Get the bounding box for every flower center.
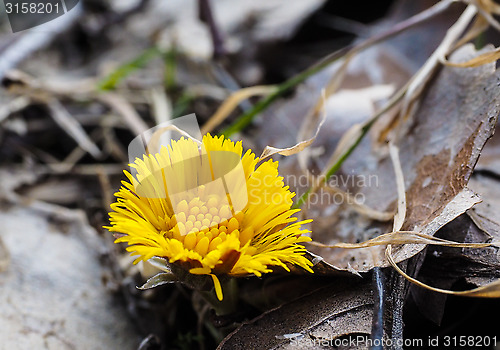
[164,195,254,256]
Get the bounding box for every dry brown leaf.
[309,44,500,273]
[218,279,373,350]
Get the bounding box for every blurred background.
[1,1,500,349]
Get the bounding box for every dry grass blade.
[287,93,396,221]
[324,124,364,175]
[474,0,500,14]
[390,142,406,232]
[46,99,102,159]
[296,90,327,174]
[322,80,408,181]
[308,231,495,249]
[0,96,30,124]
[400,5,478,120]
[150,87,172,125]
[259,91,327,161]
[442,45,500,67]
[201,86,278,135]
[0,236,10,272]
[145,124,202,155]
[472,0,500,31]
[304,58,350,123]
[386,245,500,297]
[99,92,149,136]
[453,15,489,49]
[293,82,408,209]
[258,138,318,161]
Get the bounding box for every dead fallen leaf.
[218,278,373,350]
[309,43,500,272]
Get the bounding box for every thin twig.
[198,0,226,59]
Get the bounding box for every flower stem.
[200,278,239,316]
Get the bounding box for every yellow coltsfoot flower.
[106,134,313,300]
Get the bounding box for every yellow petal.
[210,274,223,301]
